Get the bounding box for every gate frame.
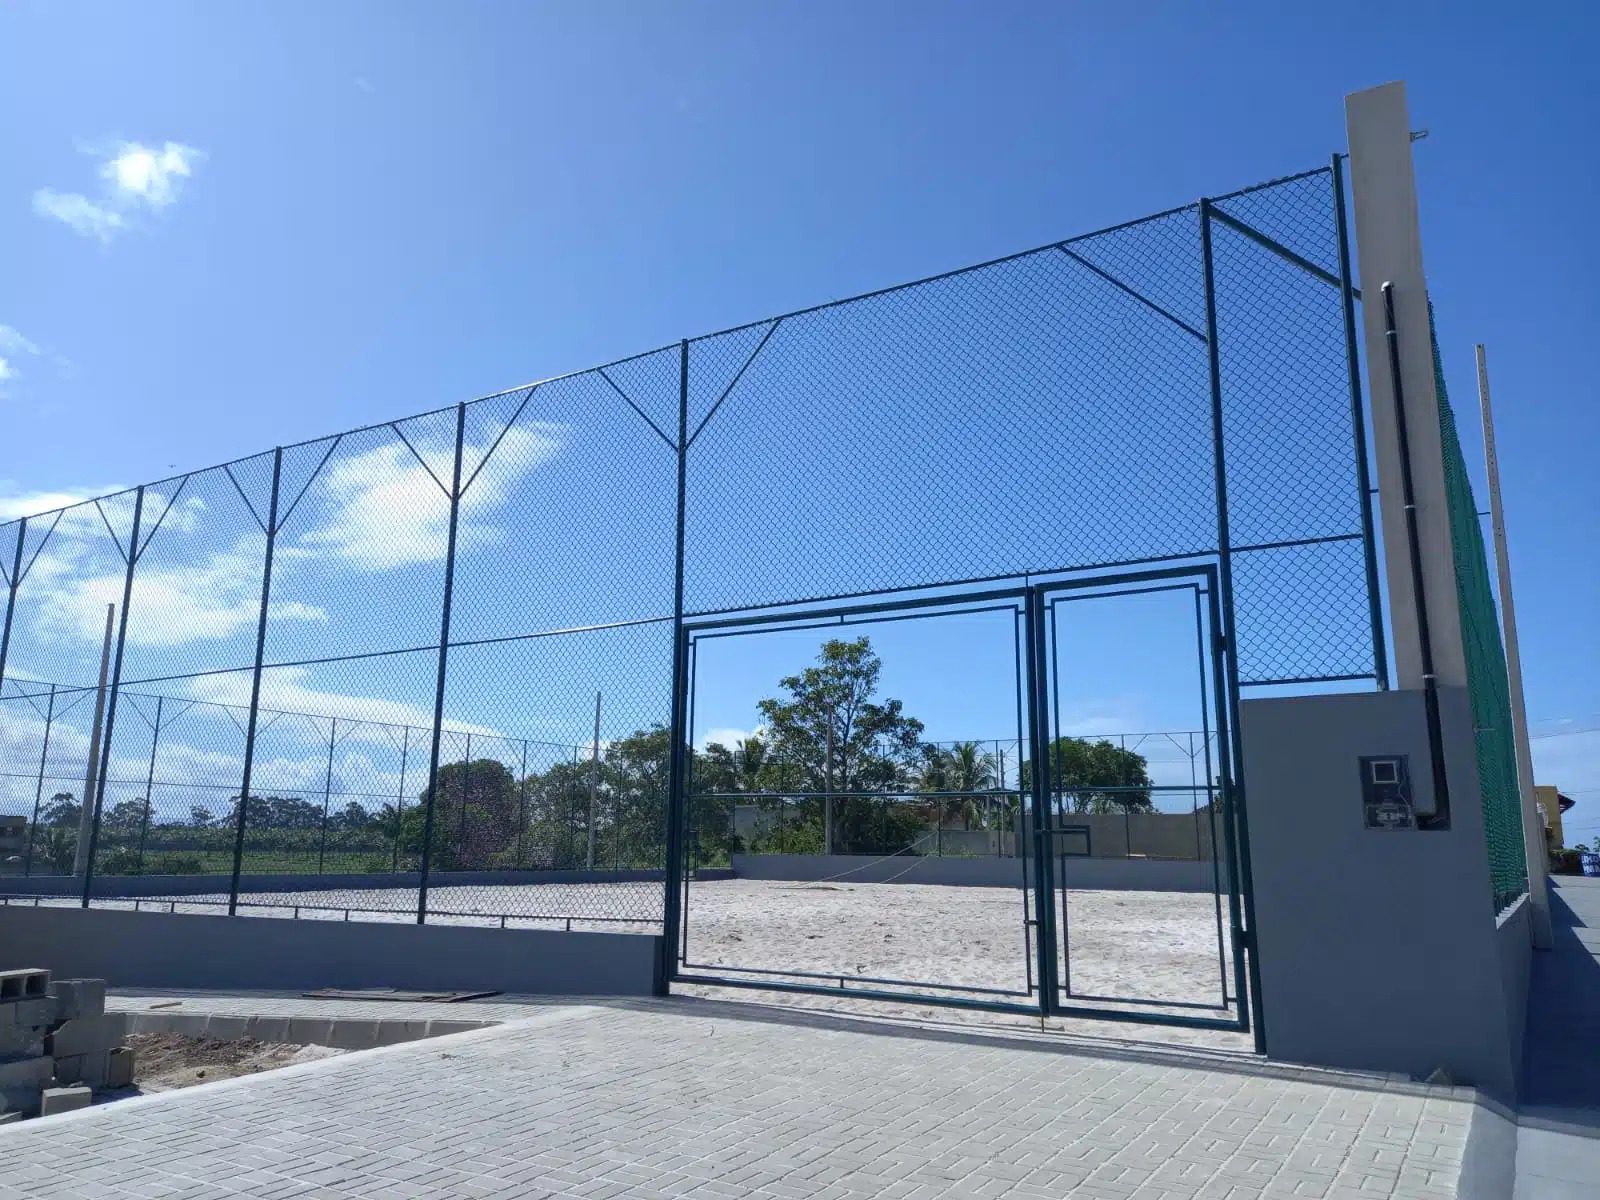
[662,567,1261,1038]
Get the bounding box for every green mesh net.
[1431,310,1528,912]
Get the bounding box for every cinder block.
[39,1086,91,1116]
[106,1046,135,1089]
[0,1056,52,1090]
[55,1051,108,1090]
[46,1015,127,1058]
[0,1025,44,1058]
[49,979,106,1022]
[0,997,56,1028]
[0,969,50,1002]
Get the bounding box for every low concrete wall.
[0,904,661,996]
[0,866,733,899]
[1495,895,1531,1095]
[730,853,1221,892]
[1243,688,1528,1101]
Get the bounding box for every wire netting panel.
[1434,318,1527,911]
[684,216,1217,615]
[449,360,678,644]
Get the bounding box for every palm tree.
[943,741,997,829]
[734,735,769,793]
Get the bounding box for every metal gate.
[667,565,1257,1038]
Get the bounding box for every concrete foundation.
[0,904,662,997]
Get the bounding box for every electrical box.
[1359,755,1415,830]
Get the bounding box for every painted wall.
[730,852,1222,892]
[1242,687,1529,1101]
[1533,785,1566,849]
[0,904,662,996]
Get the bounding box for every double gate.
[667,564,1261,1039]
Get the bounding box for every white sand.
[33,876,1239,1033]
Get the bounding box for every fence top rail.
[0,163,1334,536]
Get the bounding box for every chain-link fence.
[0,164,1384,931]
[1432,316,1529,912]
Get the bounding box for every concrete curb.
[119,1009,498,1050]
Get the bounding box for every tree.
[757,638,926,853]
[418,757,522,870]
[39,793,79,828]
[1025,737,1153,814]
[919,741,998,829]
[103,798,148,833]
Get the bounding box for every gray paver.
[0,998,1471,1197]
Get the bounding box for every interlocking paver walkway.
[0,997,1474,1198]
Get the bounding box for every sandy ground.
[27,877,1238,1028]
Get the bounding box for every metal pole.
[81,485,144,907]
[1023,587,1058,1015]
[660,338,691,994]
[24,683,56,876]
[1201,201,1266,1051]
[137,695,162,873]
[317,717,336,873]
[74,603,117,880]
[458,732,473,864]
[824,702,834,856]
[0,516,26,695]
[417,402,467,924]
[1476,344,1554,947]
[393,725,409,872]
[230,450,283,915]
[1332,152,1390,690]
[587,692,601,870]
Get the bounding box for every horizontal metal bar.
[686,601,1023,643]
[1208,207,1355,298]
[672,970,1041,1016]
[684,586,1030,634]
[1238,673,1377,688]
[1231,532,1364,554]
[675,958,1031,998]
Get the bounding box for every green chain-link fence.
[1433,310,1528,912]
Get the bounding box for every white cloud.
[32,190,127,244]
[0,484,123,522]
[294,423,565,571]
[181,667,498,740]
[0,325,43,396]
[34,140,202,243]
[697,726,761,752]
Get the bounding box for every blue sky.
[1,3,1596,837]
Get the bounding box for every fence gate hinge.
[1215,631,1230,653]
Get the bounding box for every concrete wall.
[0,866,733,899]
[731,852,1222,892]
[0,903,661,996]
[1242,688,1528,1101]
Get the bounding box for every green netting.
[1432,310,1528,912]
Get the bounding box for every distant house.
[1533,784,1576,848]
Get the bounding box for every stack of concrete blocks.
[0,968,134,1120]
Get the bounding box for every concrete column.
[1344,82,1468,692]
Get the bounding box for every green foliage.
[1024,737,1153,813]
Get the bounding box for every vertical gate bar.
[318,717,337,873]
[1023,588,1057,1015]
[1205,578,1251,1029]
[393,726,409,872]
[1194,588,1229,1006]
[24,682,56,877]
[0,517,26,694]
[661,339,691,992]
[1333,152,1390,689]
[229,450,283,916]
[417,401,467,924]
[137,694,162,873]
[81,486,145,908]
[1201,196,1267,1051]
[1013,607,1033,996]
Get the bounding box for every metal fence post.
[1200,198,1267,1053]
[417,402,467,924]
[1332,152,1390,689]
[516,738,528,868]
[23,681,56,877]
[81,486,145,908]
[136,694,163,872]
[229,452,284,914]
[660,339,691,993]
[317,717,337,873]
[457,732,473,864]
[1023,587,1059,1015]
[0,517,26,695]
